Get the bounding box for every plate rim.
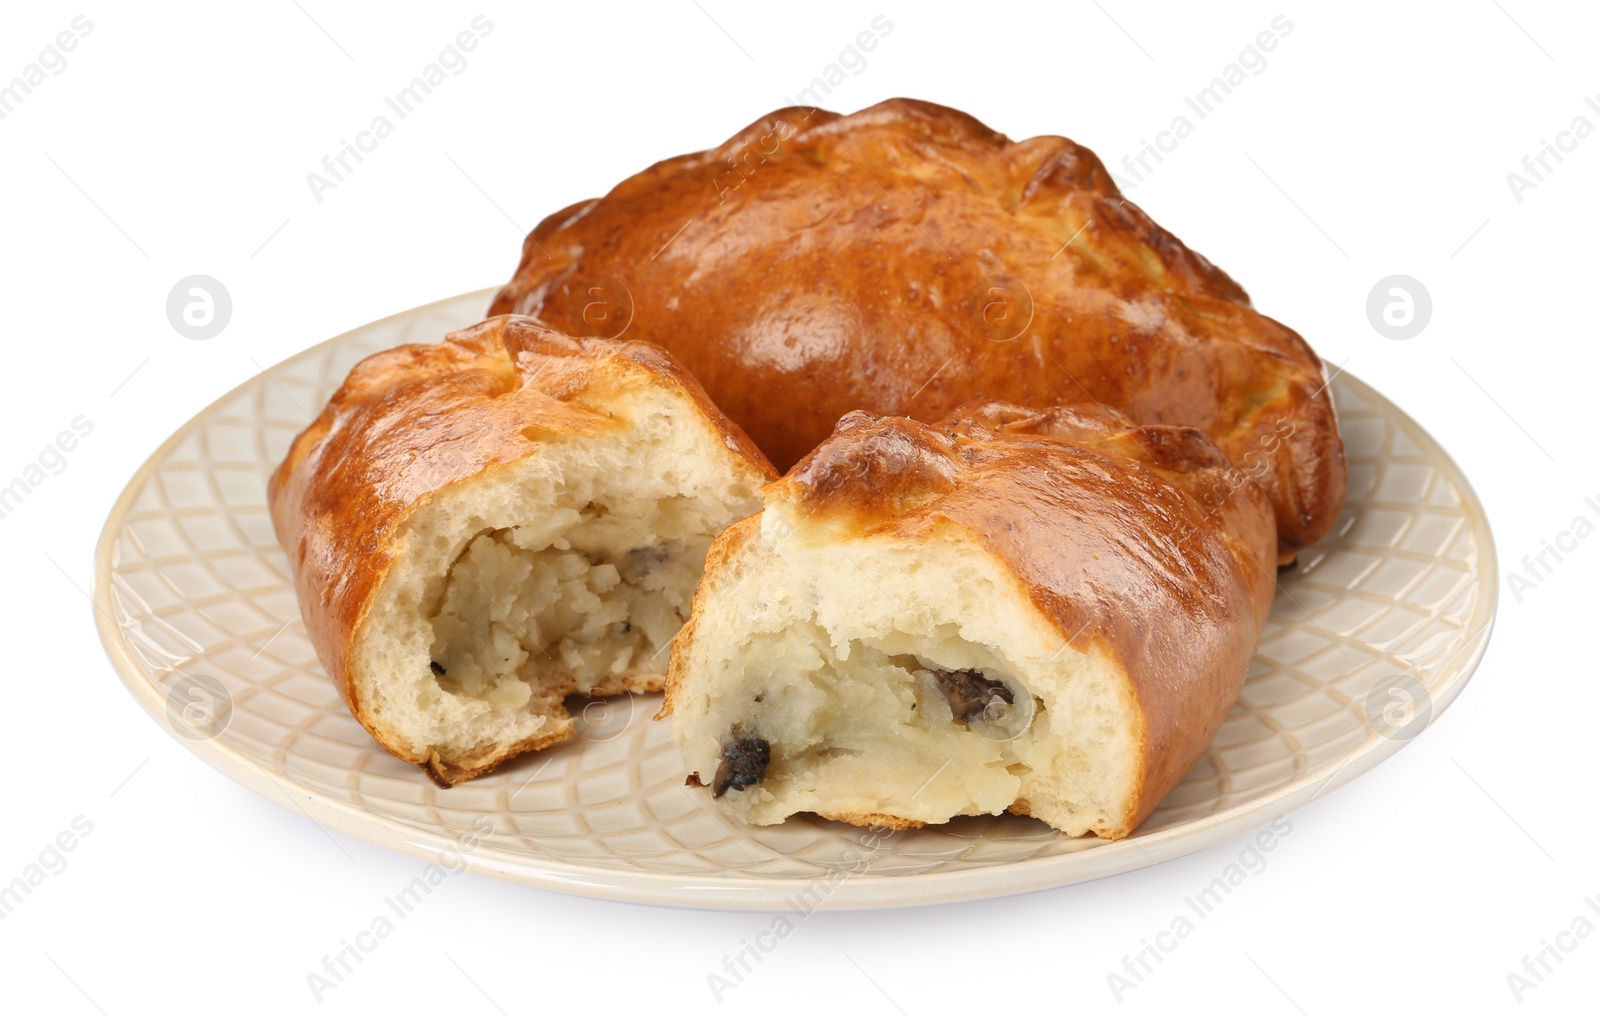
[91,286,1500,910]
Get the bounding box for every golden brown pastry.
[269,316,775,785]
[492,97,1344,558]
[662,402,1276,838]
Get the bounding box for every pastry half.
[663,403,1275,838]
[269,316,775,785]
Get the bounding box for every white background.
[2,2,1596,1012]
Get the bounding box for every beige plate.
[93,288,1498,910]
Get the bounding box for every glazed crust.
[665,402,1276,836]
[267,315,774,779]
[491,97,1344,557]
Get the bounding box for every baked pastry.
[269,316,775,786]
[662,403,1276,837]
[491,97,1344,558]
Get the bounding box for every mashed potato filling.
[426,500,710,704]
[688,623,1068,825]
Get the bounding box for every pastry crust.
[662,403,1276,838]
[492,97,1344,557]
[269,315,775,785]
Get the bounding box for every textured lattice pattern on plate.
[96,290,1496,905]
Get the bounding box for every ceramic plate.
[92,288,1497,909]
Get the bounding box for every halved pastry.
[269,316,775,786]
[662,403,1275,838]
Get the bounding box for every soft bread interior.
[671,511,1142,837]
[429,506,706,701]
[351,385,762,780]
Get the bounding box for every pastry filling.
[424,501,711,705]
[689,625,1052,822]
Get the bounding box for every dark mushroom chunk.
[931,668,1013,723]
[618,545,670,584]
[712,725,771,798]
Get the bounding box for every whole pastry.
[492,97,1345,558]
[269,316,774,785]
[663,402,1276,838]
